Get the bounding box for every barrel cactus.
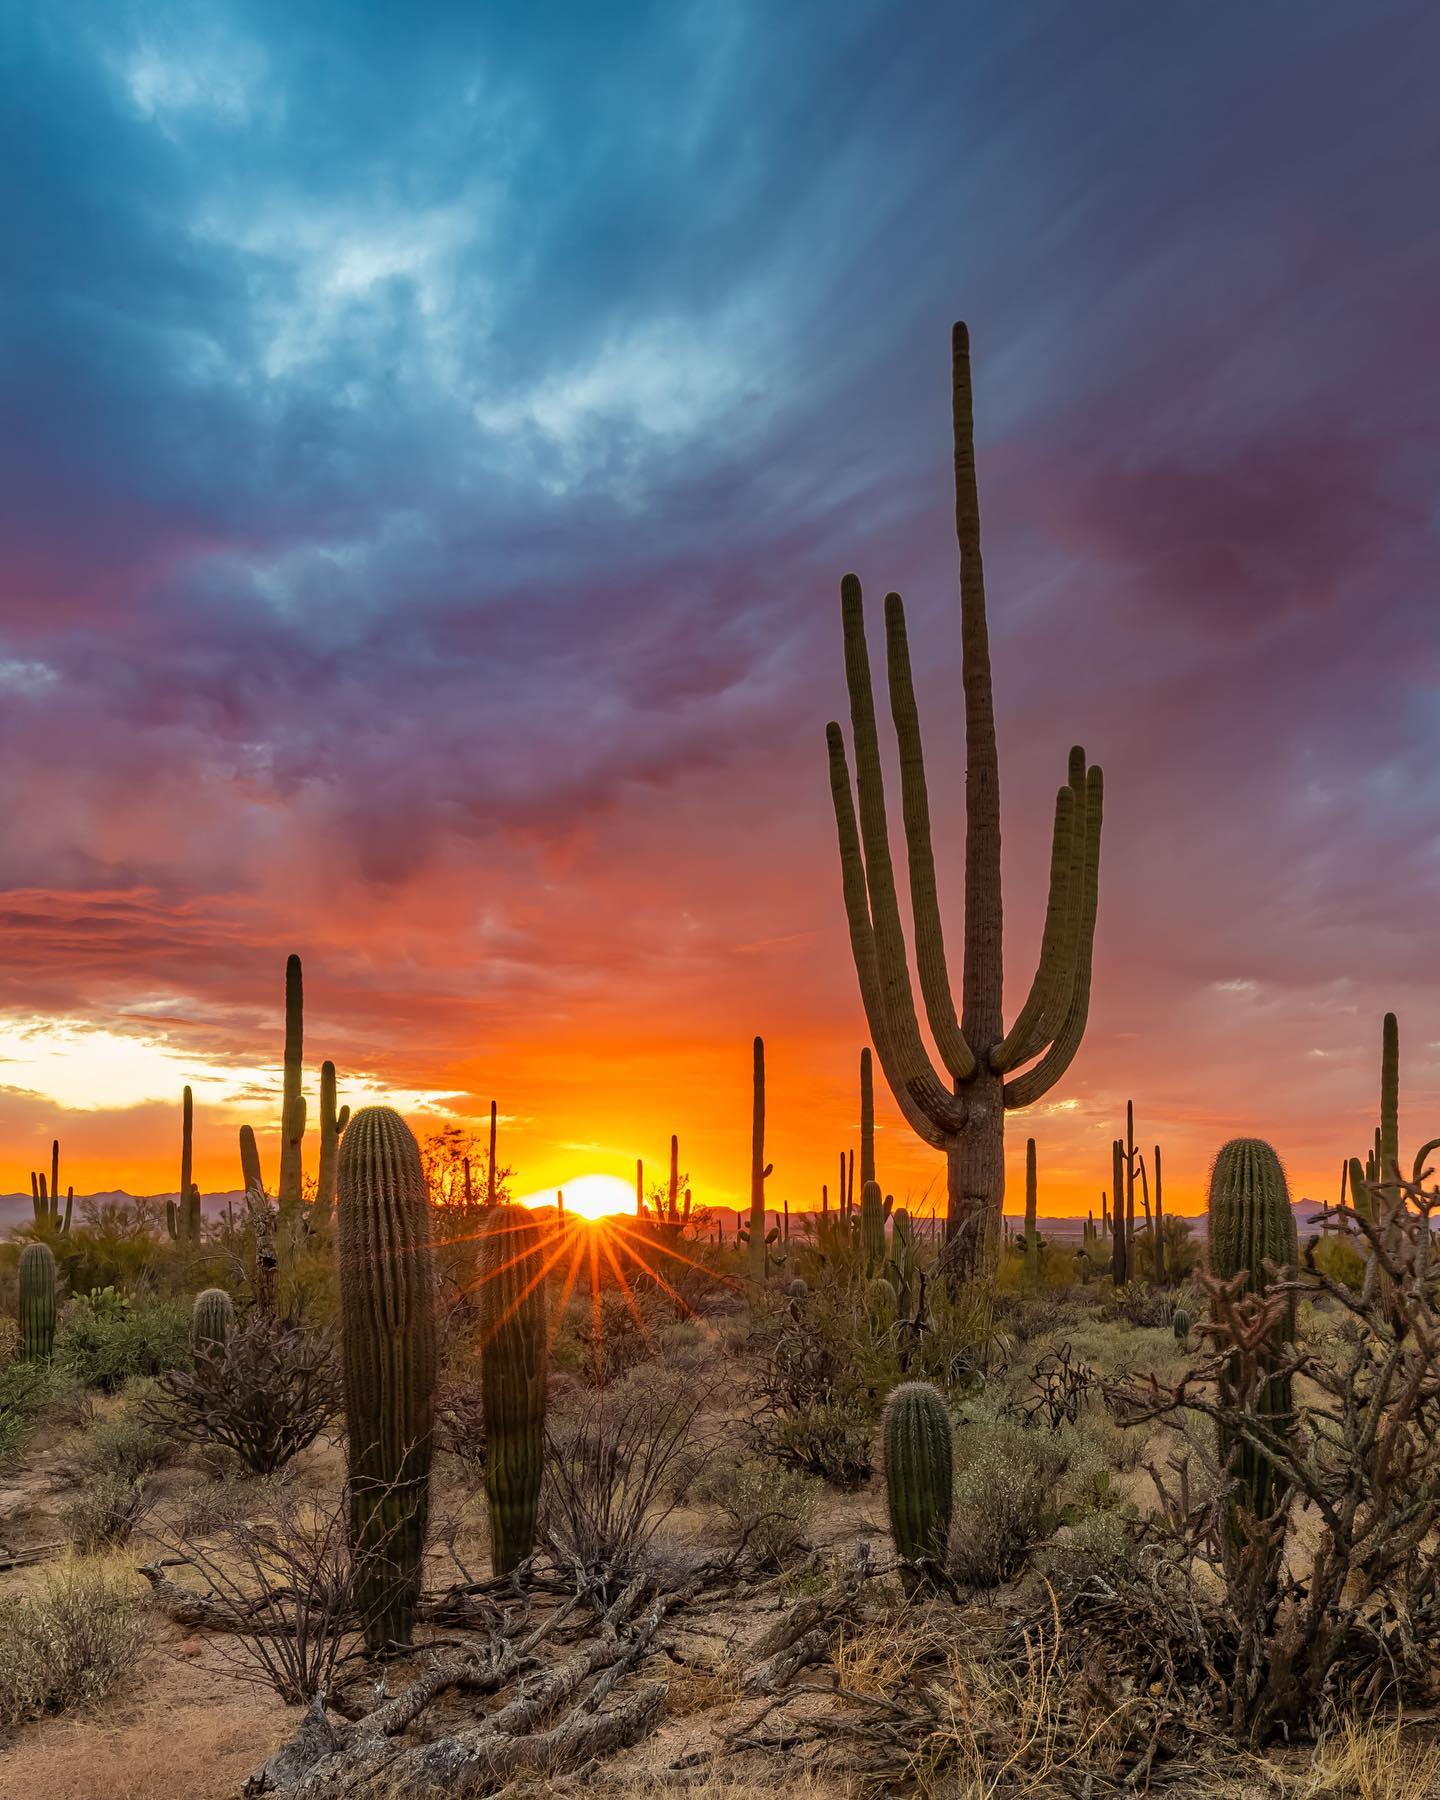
[18,1243,56,1361]
[337,1107,438,1650]
[479,1203,549,1575]
[881,1380,953,1584]
[1172,1306,1192,1344]
[191,1287,235,1356]
[1207,1138,1298,1528]
[866,1275,898,1330]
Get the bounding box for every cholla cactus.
[337,1106,438,1650]
[882,1380,953,1584]
[479,1204,549,1575]
[826,327,1104,1285]
[191,1287,234,1355]
[18,1242,56,1361]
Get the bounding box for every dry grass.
[833,1611,939,1698]
[1291,1714,1440,1800]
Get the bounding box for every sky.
[1,1,1437,1219]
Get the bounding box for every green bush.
[0,1561,145,1728]
[77,1389,173,1482]
[948,1405,1094,1588]
[0,1358,66,1464]
[697,1453,818,1571]
[62,1473,150,1554]
[56,1296,190,1392]
[1310,1233,1367,1291]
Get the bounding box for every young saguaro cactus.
[882,1380,953,1584]
[336,1107,438,1650]
[479,1203,549,1575]
[191,1287,235,1356]
[826,326,1104,1284]
[860,1178,886,1276]
[314,1060,350,1224]
[859,1046,876,1192]
[1207,1138,1298,1527]
[278,954,306,1213]
[18,1242,56,1361]
[1023,1137,1040,1291]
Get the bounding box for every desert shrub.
[78,1393,172,1482]
[552,1289,671,1387]
[56,1294,190,1392]
[435,1368,486,1469]
[697,1453,817,1572]
[0,1357,64,1464]
[948,1408,1080,1587]
[175,1467,291,1537]
[746,1289,889,1487]
[147,1312,339,1475]
[62,1472,151,1553]
[0,1560,145,1728]
[543,1367,716,1594]
[1308,1231,1366,1290]
[0,1317,19,1366]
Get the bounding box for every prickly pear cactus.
[1207,1138,1297,1529]
[18,1243,56,1361]
[191,1287,235,1356]
[479,1203,549,1575]
[337,1107,438,1650]
[881,1380,953,1582]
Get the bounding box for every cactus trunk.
[1153,1143,1166,1283]
[859,1046,875,1191]
[191,1287,234,1355]
[315,1060,349,1225]
[1023,1137,1039,1290]
[277,953,305,1212]
[479,1204,549,1575]
[860,1178,886,1276]
[749,1037,767,1286]
[881,1380,953,1586]
[487,1101,498,1206]
[337,1107,438,1650]
[18,1243,56,1361]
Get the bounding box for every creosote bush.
[696,1452,818,1572]
[57,1294,190,1392]
[0,1560,145,1729]
[62,1472,151,1553]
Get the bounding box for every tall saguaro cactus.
[479,1204,549,1575]
[337,1107,438,1650]
[315,1060,349,1224]
[487,1101,498,1207]
[826,325,1104,1281]
[1207,1138,1297,1529]
[278,954,306,1213]
[859,1046,875,1191]
[1023,1137,1039,1290]
[168,1087,201,1244]
[749,1036,770,1285]
[18,1242,56,1360]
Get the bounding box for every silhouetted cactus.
[18,1242,55,1361]
[487,1100,499,1206]
[860,1178,886,1275]
[479,1204,549,1575]
[278,954,306,1212]
[191,1287,234,1355]
[314,1060,349,1224]
[882,1380,953,1581]
[169,1087,201,1243]
[30,1139,71,1234]
[749,1037,771,1285]
[337,1107,437,1649]
[1207,1138,1297,1527]
[859,1046,875,1191]
[826,327,1104,1284]
[1023,1138,1039,1290]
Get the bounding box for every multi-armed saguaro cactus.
[479,1203,549,1575]
[191,1287,235,1356]
[1349,1012,1439,1220]
[337,1107,438,1650]
[1207,1139,1298,1528]
[30,1138,72,1234]
[826,326,1104,1283]
[749,1036,773,1285]
[881,1380,954,1587]
[313,1059,350,1224]
[278,953,306,1213]
[18,1242,56,1361]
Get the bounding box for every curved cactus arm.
[992,770,1080,1072]
[1002,764,1104,1109]
[881,590,976,1082]
[1412,1137,1440,1186]
[826,720,964,1145]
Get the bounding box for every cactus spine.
[826,326,1104,1286]
[278,953,306,1213]
[881,1380,953,1581]
[191,1287,234,1355]
[1207,1139,1298,1528]
[1023,1137,1039,1290]
[479,1204,549,1575]
[337,1108,438,1650]
[18,1242,56,1361]
[315,1060,349,1223]
[749,1037,769,1286]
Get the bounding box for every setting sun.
[514,1172,636,1223]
